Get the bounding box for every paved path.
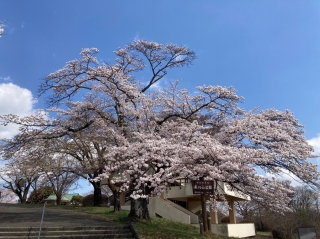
[0,203,115,228]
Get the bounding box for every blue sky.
[1,1,320,194]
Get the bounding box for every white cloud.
[259,135,320,187]
[0,76,11,82]
[0,83,36,139]
[149,80,162,90]
[265,170,303,187]
[308,134,320,157]
[145,77,171,91]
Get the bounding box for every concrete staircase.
[0,225,136,239]
[149,197,198,224]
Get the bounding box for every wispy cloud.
[0,76,11,82]
[134,32,140,41]
[9,27,15,34]
[21,22,25,28]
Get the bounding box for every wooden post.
[201,193,208,232]
[207,215,212,232]
[199,222,204,235]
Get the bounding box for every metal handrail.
[38,202,46,239]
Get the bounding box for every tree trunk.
[21,194,27,204]
[112,190,121,212]
[17,184,31,203]
[56,193,62,205]
[18,194,24,203]
[128,198,138,219]
[139,198,150,220]
[128,185,150,220]
[92,181,102,206]
[128,198,150,220]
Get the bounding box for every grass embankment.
[134,217,227,239]
[47,205,270,239]
[49,205,226,239]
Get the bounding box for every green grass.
[46,204,130,223]
[135,217,229,239]
[255,231,272,238]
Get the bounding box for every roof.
[43,193,79,202]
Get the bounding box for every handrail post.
[38,202,46,239]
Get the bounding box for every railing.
[38,202,46,239]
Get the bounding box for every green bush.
[28,186,54,204]
[71,195,84,206]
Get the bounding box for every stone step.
[0,235,134,239]
[0,226,131,232]
[0,226,135,239]
[0,229,132,236]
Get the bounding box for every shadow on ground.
[0,203,116,227]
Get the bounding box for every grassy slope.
[46,205,270,239]
[134,217,227,239]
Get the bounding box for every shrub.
[82,194,109,207]
[220,216,230,223]
[272,229,285,239]
[71,195,83,206]
[28,186,54,204]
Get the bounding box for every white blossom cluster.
[0,21,4,38]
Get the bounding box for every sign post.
[192,180,214,195]
[192,179,214,234]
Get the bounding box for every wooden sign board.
[192,180,214,195]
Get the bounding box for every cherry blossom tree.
[61,133,109,207]
[0,158,40,203]
[39,153,79,205]
[0,188,16,203]
[0,40,319,221]
[1,40,196,208]
[0,134,79,205]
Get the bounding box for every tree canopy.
[0,40,319,217]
